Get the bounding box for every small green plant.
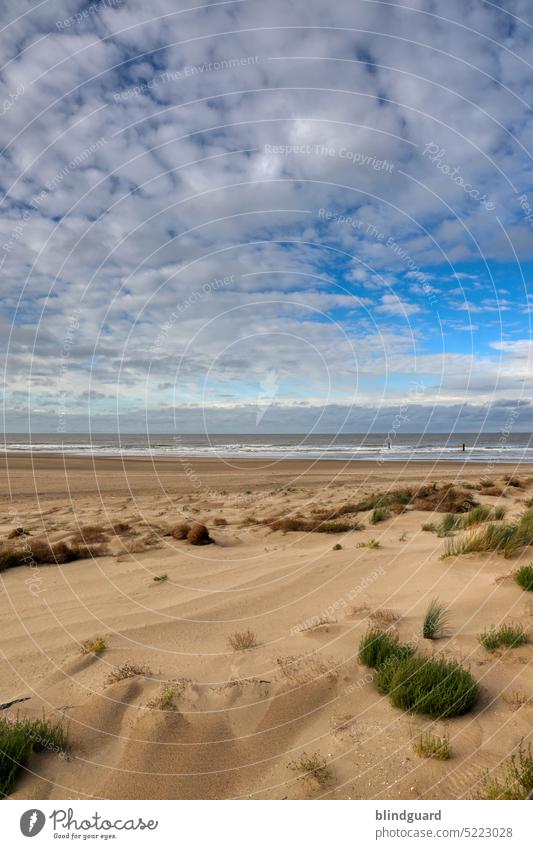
[153,573,168,582]
[228,628,258,651]
[288,752,332,786]
[399,532,407,542]
[370,507,390,524]
[423,599,449,640]
[80,636,107,655]
[515,563,533,591]
[0,715,67,796]
[332,543,342,550]
[479,623,527,652]
[147,684,177,711]
[480,741,533,799]
[356,538,380,549]
[413,733,451,760]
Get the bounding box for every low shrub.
[153,573,168,582]
[171,522,191,540]
[71,525,108,544]
[228,629,258,650]
[213,517,227,526]
[187,522,212,545]
[515,563,533,591]
[479,623,527,651]
[288,752,332,786]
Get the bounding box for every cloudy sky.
[1,0,533,433]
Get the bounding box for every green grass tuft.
[370,507,390,525]
[0,715,67,796]
[515,563,533,591]
[479,622,527,651]
[413,733,451,760]
[386,655,479,718]
[423,598,449,640]
[358,628,414,670]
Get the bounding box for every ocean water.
[2,433,533,463]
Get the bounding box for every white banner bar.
[3,800,530,847]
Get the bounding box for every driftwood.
[0,696,31,711]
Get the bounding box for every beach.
[1,453,532,799]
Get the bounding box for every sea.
[2,433,533,463]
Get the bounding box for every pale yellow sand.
[1,455,532,799]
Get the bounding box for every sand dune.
[1,456,532,799]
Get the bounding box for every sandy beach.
[1,454,532,799]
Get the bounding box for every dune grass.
[423,599,449,640]
[425,506,506,538]
[413,733,451,760]
[0,715,67,796]
[480,741,533,799]
[443,520,517,558]
[384,655,479,718]
[515,563,533,591]
[358,628,414,669]
[479,623,527,652]
[370,507,390,524]
[358,629,479,718]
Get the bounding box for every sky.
[1,0,533,434]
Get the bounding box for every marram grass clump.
[385,655,479,718]
[443,507,533,559]
[422,598,449,640]
[0,715,67,796]
[515,563,533,591]
[358,629,479,719]
[479,622,527,652]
